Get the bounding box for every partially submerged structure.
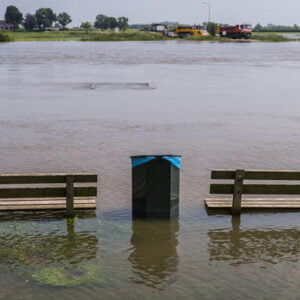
[150,23,167,32]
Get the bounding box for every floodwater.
[281,33,300,39]
[1,41,300,299]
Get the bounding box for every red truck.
[219,24,252,39]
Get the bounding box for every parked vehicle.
[174,25,209,38]
[218,24,252,39]
[166,31,176,38]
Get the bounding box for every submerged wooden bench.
[0,173,97,217]
[205,170,300,214]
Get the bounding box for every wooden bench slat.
[0,200,96,205]
[212,170,300,180]
[206,197,300,201]
[0,173,98,215]
[206,202,300,205]
[0,204,96,211]
[0,174,97,184]
[0,186,97,198]
[211,184,300,195]
[208,169,300,214]
[0,197,96,201]
[205,198,300,209]
[207,200,300,203]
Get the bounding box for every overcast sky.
[1,0,299,26]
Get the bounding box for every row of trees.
[80,15,129,32]
[254,23,300,32]
[4,5,129,31]
[4,5,72,30]
[94,15,128,31]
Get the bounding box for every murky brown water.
[1,41,300,299]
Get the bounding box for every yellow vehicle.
[174,25,209,38]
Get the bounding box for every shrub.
[207,22,218,36]
[0,33,12,42]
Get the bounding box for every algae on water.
[32,263,103,287]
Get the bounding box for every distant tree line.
[4,5,72,30]
[253,23,300,32]
[129,21,180,30]
[93,15,128,31]
[129,23,149,29]
[3,5,129,32]
[79,15,128,32]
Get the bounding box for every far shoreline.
[1,30,300,43]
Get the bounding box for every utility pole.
[203,2,211,24]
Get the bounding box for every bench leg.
[66,175,74,218]
[232,169,245,215]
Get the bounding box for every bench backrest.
[0,173,97,198]
[210,170,300,214]
[0,173,97,217]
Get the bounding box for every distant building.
[0,20,11,30]
[150,23,167,32]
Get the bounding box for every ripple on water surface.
[1,41,300,298]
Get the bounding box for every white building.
[150,24,167,32]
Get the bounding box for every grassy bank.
[6,30,300,42]
[186,35,241,42]
[187,34,298,42]
[7,30,166,42]
[0,32,13,42]
[82,31,166,41]
[254,31,300,35]
[8,30,85,41]
[251,34,298,42]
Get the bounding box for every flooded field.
[1,41,300,299]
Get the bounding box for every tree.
[57,12,72,29]
[108,17,118,30]
[80,22,92,33]
[5,5,23,29]
[207,22,218,36]
[94,14,128,30]
[35,8,56,30]
[94,14,109,30]
[24,13,36,31]
[254,23,263,32]
[117,17,128,31]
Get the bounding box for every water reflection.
[128,220,179,289]
[0,218,100,287]
[208,216,300,266]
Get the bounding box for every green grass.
[187,34,299,42]
[8,29,166,42]
[8,30,86,41]
[254,31,300,35]
[0,32,13,42]
[82,31,167,41]
[6,30,300,43]
[251,34,298,42]
[186,35,238,42]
